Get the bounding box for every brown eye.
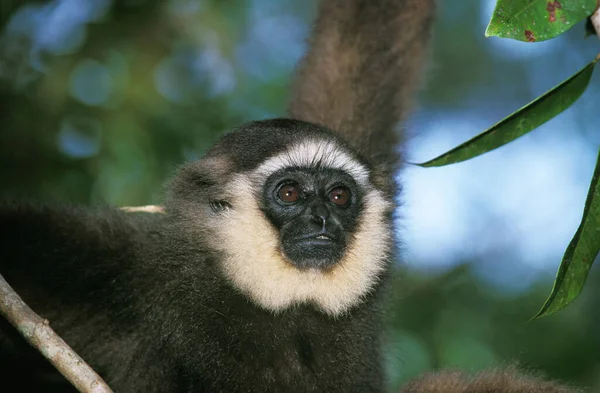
[329,187,350,206]
[278,184,300,203]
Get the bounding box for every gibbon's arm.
[400,367,583,393]
[289,0,435,172]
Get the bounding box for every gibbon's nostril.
[311,213,326,226]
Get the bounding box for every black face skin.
[261,167,363,270]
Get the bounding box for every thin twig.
[120,205,165,214]
[0,273,114,393]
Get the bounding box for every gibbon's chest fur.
[129,221,388,392]
[162,280,386,392]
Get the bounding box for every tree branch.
[0,273,114,393]
[120,205,165,214]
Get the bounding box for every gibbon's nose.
[309,203,329,227]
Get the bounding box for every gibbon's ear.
[164,155,234,217]
[400,366,583,393]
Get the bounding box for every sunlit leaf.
[485,0,597,42]
[417,57,597,167]
[534,149,600,318]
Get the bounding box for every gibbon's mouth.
[283,232,345,270]
[297,232,336,242]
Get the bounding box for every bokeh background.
[1,0,599,390]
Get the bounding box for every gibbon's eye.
[329,187,351,206]
[278,183,301,203]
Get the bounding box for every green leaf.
[417,57,597,168]
[533,149,600,318]
[485,0,597,42]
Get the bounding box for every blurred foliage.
[0,0,599,391]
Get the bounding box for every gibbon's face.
[261,167,362,270]
[168,120,393,315]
